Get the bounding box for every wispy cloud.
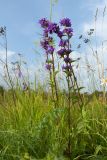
[0,50,16,60]
[82,0,107,40]
[0,50,16,75]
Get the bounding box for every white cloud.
[83,0,107,12]
[78,1,107,91]
[0,50,16,86]
[0,50,16,60]
[83,18,107,40]
[83,0,107,40]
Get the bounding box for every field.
[0,0,107,160]
[0,89,107,160]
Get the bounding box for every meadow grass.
[0,89,107,160]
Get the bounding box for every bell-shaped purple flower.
[59,39,68,47]
[18,70,22,78]
[60,18,71,27]
[47,46,54,54]
[57,48,66,57]
[40,39,49,50]
[43,29,49,37]
[48,23,59,34]
[45,64,51,70]
[64,57,72,63]
[63,28,73,37]
[57,31,63,38]
[23,82,28,91]
[39,18,49,28]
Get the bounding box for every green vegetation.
[0,89,107,160]
[0,1,107,159]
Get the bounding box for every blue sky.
[0,0,99,60]
[0,0,107,90]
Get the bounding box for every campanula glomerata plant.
[39,17,83,156]
[39,18,83,106]
[39,18,60,106]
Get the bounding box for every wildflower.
[64,57,72,63]
[39,18,49,28]
[57,48,66,57]
[15,64,22,78]
[43,29,49,37]
[66,49,72,55]
[59,39,68,47]
[62,64,72,70]
[60,18,71,27]
[45,64,51,70]
[47,46,54,54]
[23,82,28,91]
[40,39,49,50]
[48,23,59,34]
[52,23,60,33]
[18,70,22,78]
[100,78,107,86]
[63,28,73,37]
[57,31,63,38]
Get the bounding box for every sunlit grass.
[0,89,107,159]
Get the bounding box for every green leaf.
[74,87,84,92]
[94,145,102,155]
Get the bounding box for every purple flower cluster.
[39,18,61,36]
[39,18,49,28]
[57,18,73,74]
[39,18,60,71]
[48,23,59,34]
[39,18,73,73]
[60,18,71,27]
[63,28,73,37]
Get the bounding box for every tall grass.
[0,90,107,159]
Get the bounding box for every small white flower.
[100,78,107,86]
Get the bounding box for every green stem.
[52,53,58,106]
[50,0,53,21]
[4,30,16,106]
